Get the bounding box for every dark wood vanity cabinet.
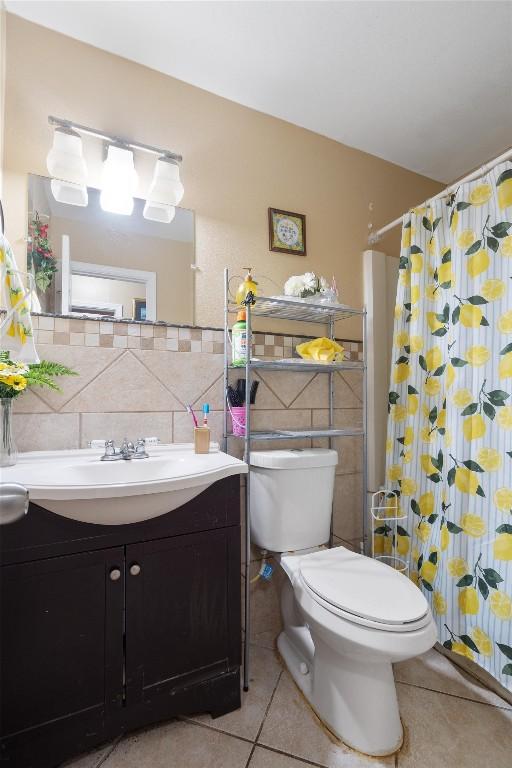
[0,477,242,768]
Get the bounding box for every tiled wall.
[14,314,364,644]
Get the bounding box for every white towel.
[0,233,39,363]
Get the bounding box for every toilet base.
[277,628,404,757]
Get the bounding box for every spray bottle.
[232,310,247,367]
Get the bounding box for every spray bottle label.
[232,326,248,366]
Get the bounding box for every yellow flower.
[481,279,506,301]
[387,464,402,481]
[448,557,469,578]
[459,586,479,615]
[373,535,385,555]
[467,248,490,278]
[476,447,502,472]
[499,351,512,380]
[407,393,419,415]
[400,270,411,287]
[454,466,479,495]
[469,183,492,206]
[386,438,393,453]
[452,641,474,661]
[426,311,444,333]
[425,347,442,371]
[445,363,456,389]
[424,377,441,396]
[410,285,420,305]
[394,304,403,320]
[438,262,454,285]
[460,513,486,538]
[419,491,434,516]
[10,374,27,392]
[440,524,449,551]
[391,404,407,422]
[457,229,477,249]
[497,406,512,430]
[416,521,431,543]
[494,488,512,512]
[397,534,410,556]
[394,331,409,348]
[450,211,459,232]
[425,283,437,301]
[500,235,512,257]
[403,426,414,446]
[452,388,473,408]
[498,310,512,333]
[471,627,492,656]
[460,304,483,328]
[420,560,437,584]
[420,454,436,475]
[401,477,417,496]
[433,591,447,615]
[463,413,486,441]
[402,450,413,463]
[437,407,446,429]
[409,335,423,353]
[494,533,512,561]
[402,227,413,248]
[410,253,423,273]
[410,570,420,586]
[465,345,490,367]
[394,362,410,383]
[420,426,434,443]
[498,176,512,210]
[490,591,512,620]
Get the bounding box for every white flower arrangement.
[284,272,329,299]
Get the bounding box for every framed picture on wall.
[132,298,147,321]
[268,207,306,256]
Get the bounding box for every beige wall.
[3,14,442,337]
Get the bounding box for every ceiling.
[6,1,512,183]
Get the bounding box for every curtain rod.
[368,146,512,245]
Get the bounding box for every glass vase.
[0,398,17,467]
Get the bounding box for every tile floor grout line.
[251,743,335,768]
[177,716,255,746]
[94,735,123,768]
[395,679,512,711]
[245,668,284,768]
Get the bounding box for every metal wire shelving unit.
[222,268,367,691]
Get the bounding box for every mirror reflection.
[27,174,195,325]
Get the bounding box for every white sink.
[2,444,248,525]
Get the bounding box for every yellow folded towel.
[296,337,344,362]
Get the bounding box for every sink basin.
[2,444,248,525]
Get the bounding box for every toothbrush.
[202,403,210,426]
[186,404,198,427]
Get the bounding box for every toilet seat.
[295,547,430,632]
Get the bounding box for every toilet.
[249,448,437,757]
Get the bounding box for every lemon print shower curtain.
[385,162,512,691]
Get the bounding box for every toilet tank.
[249,449,338,552]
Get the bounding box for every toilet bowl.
[249,449,437,757]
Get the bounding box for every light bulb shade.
[51,179,88,207]
[46,127,87,186]
[100,144,138,215]
[143,201,176,224]
[146,157,184,208]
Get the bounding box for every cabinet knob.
[109,567,121,582]
[130,563,141,576]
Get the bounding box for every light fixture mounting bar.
[48,115,182,163]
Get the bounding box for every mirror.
[27,174,195,325]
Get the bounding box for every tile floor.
[65,645,512,768]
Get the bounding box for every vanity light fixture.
[46,126,88,207]
[143,156,184,223]
[100,144,138,216]
[46,116,183,218]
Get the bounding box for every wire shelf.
[226,427,364,441]
[228,295,364,324]
[229,359,364,373]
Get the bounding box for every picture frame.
[268,207,306,256]
[132,298,147,321]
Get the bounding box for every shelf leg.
[243,299,252,691]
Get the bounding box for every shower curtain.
[384,161,512,691]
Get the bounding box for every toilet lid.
[299,547,429,625]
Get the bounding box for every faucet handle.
[121,437,134,453]
[133,438,149,459]
[105,439,117,455]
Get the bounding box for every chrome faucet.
[100,438,149,461]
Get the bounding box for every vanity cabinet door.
[0,547,125,766]
[125,526,241,715]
